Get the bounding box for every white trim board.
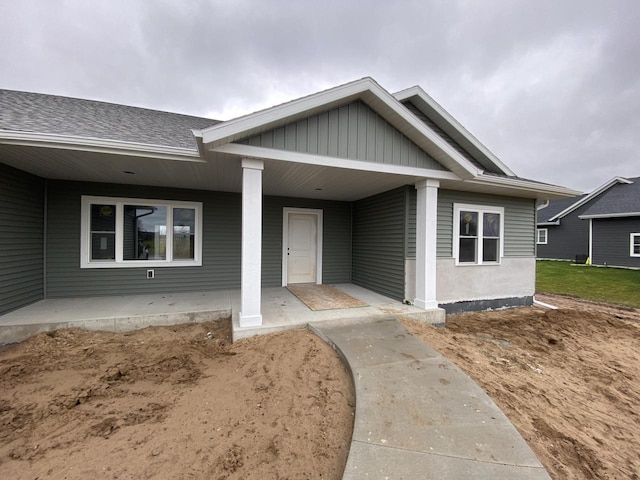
[281,207,323,286]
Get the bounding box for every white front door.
[287,213,318,284]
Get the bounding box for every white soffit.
[200,77,483,180]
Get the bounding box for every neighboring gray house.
[537,176,640,268]
[0,77,577,323]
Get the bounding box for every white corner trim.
[214,143,461,181]
[0,129,205,163]
[281,207,323,286]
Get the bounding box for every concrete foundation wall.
[436,256,536,304]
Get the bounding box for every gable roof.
[198,77,484,180]
[0,79,580,200]
[537,194,587,224]
[393,85,515,176]
[537,176,633,224]
[580,176,640,218]
[0,89,218,156]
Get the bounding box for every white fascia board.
[394,86,516,176]
[468,174,582,198]
[201,78,374,145]
[213,143,461,181]
[579,212,640,219]
[0,129,205,163]
[548,176,631,221]
[537,221,560,226]
[201,77,482,179]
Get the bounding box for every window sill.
[81,260,202,269]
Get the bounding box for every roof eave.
[549,176,631,221]
[0,129,204,163]
[467,174,581,199]
[579,212,640,219]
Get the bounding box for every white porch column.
[414,179,440,309]
[240,158,264,327]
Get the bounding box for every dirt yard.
[0,320,354,479]
[401,294,640,480]
[1,295,639,480]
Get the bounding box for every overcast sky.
[1,0,639,192]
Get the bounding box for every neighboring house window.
[453,204,504,265]
[81,196,202,268]
[631,233,640,257]
[536,228,548,245]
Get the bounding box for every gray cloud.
[1,0,639,191]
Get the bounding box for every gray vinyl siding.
[262,196,352,286]
[45,181,352,297]
[0,163,45,314]
[536,201,596,260]
[239,101,447,171]
[352,187,406,301]
[405,187,416,258]
[46,181,242,297]
[434,190,536,258]
[591,217,640,268]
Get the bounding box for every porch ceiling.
[0,143,422,201]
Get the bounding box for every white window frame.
[631,233,640,257]
[536,228,548,245]
[81,195,203,268]
[453,203,505,266]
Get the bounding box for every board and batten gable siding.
[536,200,595,260]
[46,180,242,298]
[0,163,45,314]
[263,196,352,286]
[238,101,447,171]
[404,189,536,259]
[591,217,640,268]
[352,187,407,301]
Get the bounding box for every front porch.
[0,284,444,346]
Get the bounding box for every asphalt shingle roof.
[0,89,220,150]
[581,177,640,217]
[537,194,587,223]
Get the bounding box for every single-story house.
[0,77,578,327]
[537,176,639,268]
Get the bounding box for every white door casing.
[282,208,323,285]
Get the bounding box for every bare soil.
[0,320,354,479]
[2,294,639,480]
[401,294,640,480]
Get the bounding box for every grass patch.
[536,260,640,308]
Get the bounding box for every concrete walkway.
[310,317,551,479]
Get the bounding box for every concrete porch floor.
[0,284,444,345]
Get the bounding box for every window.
[81,196,202,268]
[536,228,548,245]
[453,204,504,265]
[631,234,640,257]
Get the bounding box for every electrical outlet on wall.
[146,269,155,279]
